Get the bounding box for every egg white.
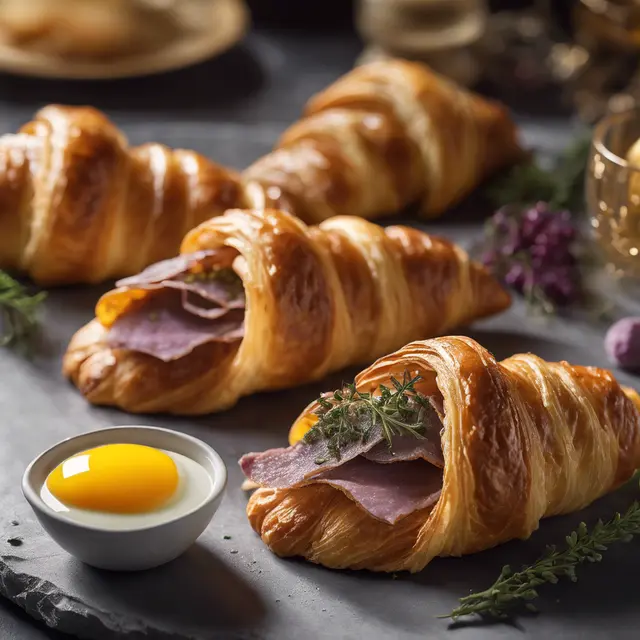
[40,449,213,530]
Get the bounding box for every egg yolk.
[288,413,318,446]
[46,444,179,514]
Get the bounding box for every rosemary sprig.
[0,270,46,350]
[446,496,640,622]
[487,134,592,212]
[303,373,429,463]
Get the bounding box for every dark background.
[245,0,575,31]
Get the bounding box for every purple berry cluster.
[481,202,582,309]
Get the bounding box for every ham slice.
[181,291,234,320]
[240,423,385,488]
[115,251,218,288]
[169,278,245,309]
[240,400,445,523]
[106,250,247,361]
[107,290,244,361]
[362,401,443,466]
[313,457,442,524]
[362,436,444,467]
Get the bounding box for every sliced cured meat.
[362,402,444,466]
[107,290,244,361]
[312,457,443,524]
[240,423,385,488]
[180,290,232,320]
[115,251,218,288]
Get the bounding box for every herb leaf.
[0,270,46,350]
[487,134,592,212]
[303,372,429,463]
[445,491,640,622]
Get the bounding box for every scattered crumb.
[322,609,326,612]
[10,520,19,526]
[7,537,22,547]
[230,550,238,555]
[251,560,257,564]
[223,535,232,540]
[288,594,292,598]
[392,574,398,580]
[275,599,280,603]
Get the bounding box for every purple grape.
[605,317,640,370]
[481,250,498,267]
[504,263,527,291]
[521,209,550,242]
[536,268,578,305]
[485,201,583,308]
[492,206,515,233]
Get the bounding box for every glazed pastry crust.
[0,60,521,285]
[0,105,246,285]
[63,209,510,415]
[247,336,640,572]
[243,59,523,222]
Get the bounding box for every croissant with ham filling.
[242,336,640,573]
[63,209,510,415]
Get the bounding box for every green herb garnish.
[487,134,592,212]
[303,373,430,463]
[0,270,46,350]
[446,488,640,622]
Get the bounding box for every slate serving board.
[2,213,640,640]
[0,28,636,640]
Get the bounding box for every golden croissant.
[242,336,640,573]
[0,59,522,285]
[0,105,246,285]
[63,209,510,415]
[244,58,522,222]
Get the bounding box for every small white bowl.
[22,425,227,572]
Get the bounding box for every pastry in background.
[0,59,522,285]
[63,208,510,415]
[243,58,523,222]
[0,105,246,285]
[0,0,178,59]
[243,335,640,573]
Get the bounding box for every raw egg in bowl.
[22,426,227,571]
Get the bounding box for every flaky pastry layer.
[63,210,510,415]
[247,336,640,572]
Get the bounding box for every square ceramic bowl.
[22,425,227,571]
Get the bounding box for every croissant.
[243,58,523,222]
[0,60,521,286]
[63,209,510,415]
[243,336,640,573]
[0,105,246,285]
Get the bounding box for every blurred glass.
[355,0,489,86]
[573,0,640,54]
[587,107,640,295]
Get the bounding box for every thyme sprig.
[446,495,640,622]
[303,373,429,463]
[0,270,46,350]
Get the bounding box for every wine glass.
[587,106,640,312]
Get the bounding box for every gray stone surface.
[2,220,640,640]
[0,24,635,640]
